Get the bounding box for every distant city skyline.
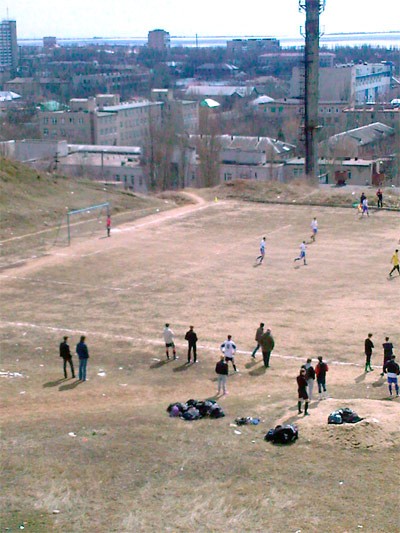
[5,0,400,40]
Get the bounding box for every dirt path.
[1,192,217,277]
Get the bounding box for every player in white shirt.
[256,236,266,264]
[310,217,318,242]
[220,335,238,372]
[362,198,369,217]
[294,241,307,265]
[163,323,178,360]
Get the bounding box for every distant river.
[19,32,400,49]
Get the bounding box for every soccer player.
[297,367,309,415]
[294,241,307,265]
[251,322,264,358]
[381,337,394,376]
[256,237,266,264]
[383,355,399,397]
[215,355,229,395]
[315,356,329,399]
[361,197,369,217]
[59,336,75,379]
[185,325,198,364]
[364,333,374,372]
[163,323,177,360]
[310,217,318,242]
[106,214,111,237]
[389,249,400,277]
[220,335,238,373]
[376,188,383,208]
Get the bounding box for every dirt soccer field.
[1,194,399,532]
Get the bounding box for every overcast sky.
[5,0,400,39]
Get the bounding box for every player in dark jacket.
[315,356,329,399]
[215,356,229,395]
[59,336,75,379]
[76,336,89,382]
[364,333,374,372]
[185,326,198,363]
[297,367,309,415]
[381,337,394,376]
[383,355,400,397]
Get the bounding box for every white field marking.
[0,206,163,245]
[0,320,363,368]
[0,274,140,292]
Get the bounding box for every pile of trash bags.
[328,407,363,425]
[264,424,298,445]
[234,417,260,426]
[167,399,225,421]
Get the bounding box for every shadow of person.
[59,380,82,391]
[43,378,67,388]
[173,363,191,372]
[245,360,258,369]
[249,366,266,377]
[150,360,171,369]
[253,262,262,268]
[355,372,367,383]
[372,376,385,388]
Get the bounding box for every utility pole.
[299,0,326,182]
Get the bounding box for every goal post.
[66,202,110,245]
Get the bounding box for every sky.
[4,0,400,39]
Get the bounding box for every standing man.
[220,335,238,373]
[251,322,264,358]
[304,358,315,400]
[315,356,329,399]
[362,197,369,217]
[106,214,111,237]
[294,241,307,265]
[364,333,374,372]
[389,249,400,278]
[185,325,198,364]
[376,188,383,208]
[76,335,89,382]
[381,337,394,376]
[163,323,177,360]
[310,217,318,242]
[256,237,266,264]
[297,367,310,415]
[383,355,400,397]
[215,355,229,395]
[260,328,275,368]
[59,336,75,379]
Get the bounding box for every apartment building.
[148,29,170,51]
[38,96,163,146]
[0,20,18,74]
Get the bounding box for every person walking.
[59,336,75,379]
[297,367,310,415]
[361,197,369,217]
[260,328,275,368]
[215,355,229,395]
[163,323,177,360]
[383,355,400,397]
[185,325,198,363]
[220,335,238,373]
[251,322,264,358]
[381,337,394,376]
[364,333,374,372]
[256,237,266,264]
[304,358,315,400]
[376,188,383,208]
[106,214,111,237]
[76,335,89,382]
[294,241,307,265]
[310,217,318,242]
[315,356,329,399]
[389,249,400,277]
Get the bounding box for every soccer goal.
[53,202,110,246]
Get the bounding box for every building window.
[52,118,57,124]
[224,173,232,181]
[43,128,49,136]
[43,117,48,124]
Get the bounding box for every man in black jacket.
[364,333,374,372]
[185,326,198,363]
[383,355,399,397]
[59,336,75,379]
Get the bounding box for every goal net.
[53,202,110,246]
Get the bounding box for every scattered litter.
[234,430,242,435]
[339,481,344,485]
[357,526,363,529]
[52,510,60,514]
[152,358,161,361]
[97,371,106,377]
[102,393,106,397]
[119,383,128,387]
[229,423,237,427]
[118,367,123,370]
[251,440,256,443]
[82,438,88,442]
[40,364,44,367]
[68,432,77,437]
[35,347,43,351]
[156,208,160,212]
[22,332,27,336]
[19,391,26,395]
[0,371,23,378]
[234,417,260,426]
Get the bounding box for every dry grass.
[1,183,400,532]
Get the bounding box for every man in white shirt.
[220,335,238,372]
[163,323,177,360]
[362,198,369,217]
[310,217,318,242]
[294,241,307,265]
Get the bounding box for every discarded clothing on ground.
[264,424,298,444]
[328,408,363,425]
[167,399,225,421]
[234,417,260,426]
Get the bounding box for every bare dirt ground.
[1,192,400,532]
